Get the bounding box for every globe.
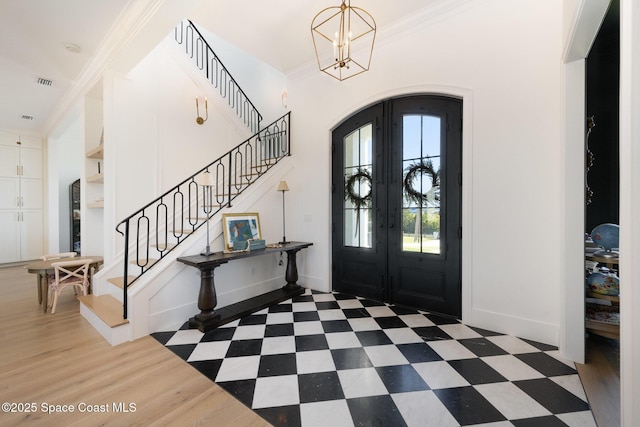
[590,223,619,253]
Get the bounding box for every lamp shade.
[199,171,215,187]
[277,181,290,192]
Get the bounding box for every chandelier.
[311,0,376,81]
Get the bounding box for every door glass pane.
[402,115,441,254]
[344,124,373,248]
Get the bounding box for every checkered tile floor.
[152,289,596,427]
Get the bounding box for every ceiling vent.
[21,115,34,120]
[37,77,53,87]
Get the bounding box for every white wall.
[47,115,83,253]
[287,0,568,345]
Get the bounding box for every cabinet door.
[19,147,42,180]
[20,210,43,261]
[0,178,20,209]
[0,212,20,263]
[19,179,43,209]
[0,145,19,178]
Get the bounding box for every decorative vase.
[586,272,620,296]
[590,223,619,257]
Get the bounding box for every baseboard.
[469,307,559,347]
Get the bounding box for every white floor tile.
[438,324,482,340]
[486,335,540,354]
[481,355,545,381]
[187,341,231,362]
[326,331,362,349]
[392,390,459,427]
[384,327,425,345]
[474,382,552,420]
[412,361,470,389]
[427,339,477,360]
[296,349,337,374]
[165,329,204,345]
[318,309,347,321]
[364,344,410,367]
[266,312,294,324]
[232,324,266,340]
[294,321,324,336]
[292,301,318,312]
[337,299,365,309]
[261,336,296,355]
[337,368,388,398]
[398,314,436,328]
[366,305,397,318]
[300,400,355,427]
[347,317,382,331]
[556,410,598,427]
[550,374,588,401]
[215,355,261,382]
[252,375,300,409]
[312,293,337,302]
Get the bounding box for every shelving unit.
[585,254,619,339]
[85,142,103,208]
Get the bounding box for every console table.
[177,241,312,332]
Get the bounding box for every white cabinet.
[0,132,44,263]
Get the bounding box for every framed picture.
[222,212,262,249]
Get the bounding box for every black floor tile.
[434,386,507,425]
[375,365,430,393]
[459,337,509,357]
[254,404,302,427]
[258,353,297,377]
[217,379,256,408]
[331,347,374,370]
[397,342,443,363]
[201,327,236,342]
[226,339,263,357]
[298,371,345,403]
[321,319,353,333]
[342,308,371,318]
[315,301,340,310]
[167,343,196,360]
[347,395,408,427]
[516,352,577,377]
[448,358,508,385]
[511,415,570,426]
[293,311,320,322]
[375,316,408,329]
[514,378,590,414]
[265,323,295,337]
[239,314,268,325]
[150,331,176,345]
[412,326,453,341]
[295,334,329,352]
[189,359,223,381]
[356,330,393,346]
[268,303,293,313]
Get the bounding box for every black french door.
[332,95,462,317]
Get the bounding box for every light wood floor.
[0,264,270,427]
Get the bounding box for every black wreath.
[344,168,372,237]
[403,159,439,206]
[344,168,372,209]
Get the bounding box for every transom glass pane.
[344,124,373,248]
[402,115,441,254]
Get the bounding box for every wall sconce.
[199,170,215,255]
[196,96,208,125]
[277,181,290,244]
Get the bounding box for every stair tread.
[78,295,128,327]
[107,275,138,289]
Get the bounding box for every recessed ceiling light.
[65,43,81,53]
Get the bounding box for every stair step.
[129,258,158,266]
[107,275,138,289]
[78,295,129,328]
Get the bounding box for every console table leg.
[190,267,221,331]
[284,249,302,291]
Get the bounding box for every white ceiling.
[0,0,442,135]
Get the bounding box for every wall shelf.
[87,200,104,208]
[86,145,104,159]
[87,173,103,183]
